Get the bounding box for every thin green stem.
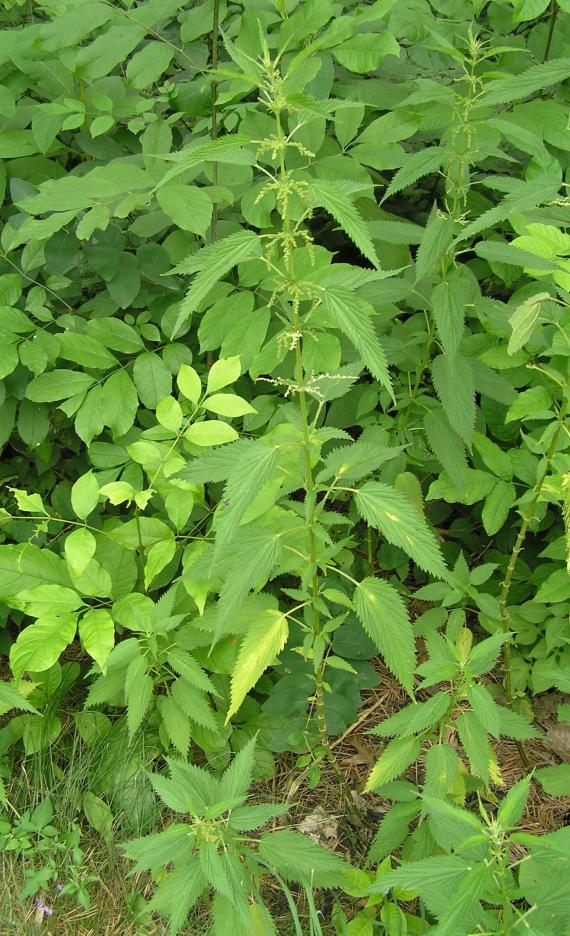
[499,391,568,706]
[543,0,558,62]
[209,0,220,241]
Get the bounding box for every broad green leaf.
[371,692,451,738]
[353,577,416,693]
[10,615,77,678]
[354,482,447,579]
[206,356,241,395]
[424,407,468,486]
[185,421,238,446]
[83,791,113,844]
[216,527,281,634]
[214,441,279,554]
[25,369,96,402]
[125,654,154,738]
[508,291,549,354]
[497,776,530,829]
[177,364,202,403]
[156,184,212,235]
[78,609,115,672]
[65,528,96,576]
[535,764,570,797]
[133,352,172,409]
[227,610,288,721]
[456,711,492,783]
[333,31,399,73]
[203,393,255,417]
[71,471,99,519]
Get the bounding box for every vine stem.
[543,0,558,62]
[499,390,568,707]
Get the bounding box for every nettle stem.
[543,0,558,62]
[499,389,569,707]
[274,104,335,768]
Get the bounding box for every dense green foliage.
[0,0,569,932]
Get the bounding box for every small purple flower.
[35,897,53,917]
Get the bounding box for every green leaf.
[214,441,279,554]
[381,147,443,203]
[482,480,516,535]
[259,829,352,888]
[156,184,212,235]
[508,291,550,354]
[10,615,77,678]
[424,407,468,486]
[431,353,475,448]
[474,240,558,270]
[536,764,570,797]
[25,370,96,402]
[371,692,451,738]
[206,356,241,394]
[0,681,39,716]
[185,421,239,446]
[333,31,399,74]
[365,736,422,792]
[157,695,190,755]
[354,482,447,578]
[309,180,379,268]
[497,776,530,829]
[456,711,492,783]
[173,231,261,336]
[204,393,256,417]
[219,736,256,803]
[217,527,281,634]
[479,57,570,107]
[321,287,393,397]
[78,609,115,672]
[121,823,194,873]
[133,352,172,409]
[368,800,421,863]
[126,40,174,89]
[227,610,288,721]
[431,273,466,358]
[369,854,466,896]
[83,791,113,844]
[71,471,99,519]
[353,577,416,693]
[125,654,154,738]
[177,363,202,403]
[64,529,96,576]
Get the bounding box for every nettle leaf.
[308,179,379,268]
[227,610,288,721]
[431,272,466,358]
[354,482,447,579]
[381,147,444,203]
[321,286,393,397]
[0,681,39,716]
[216,527,281,635]
[258,829,352,888]
[365,736,422,792]
[173,231,261,336]
[353,578,416,693]
[431,353,476,448]
[213,440,279,555]
[478,57,570,107]
[371,692,452,738]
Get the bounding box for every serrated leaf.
[173,231,261,336]
[431,273,466,358]
[258,829,352,888]
[0,681,39,716]
[216,527,281,635]
[125,654,153,738]
[365,736,422,791]
[424,407,468,485]
[227,610,288,721]
[478,58,570,107]
[309,180,379,268]
[381,147,443,203]
[355,482,447,579]
[456,711,492,783]
[431,353,475,448]
[353,577,416,693]
[371,692,451,738]
[321,286,393,397]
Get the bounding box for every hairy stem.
[499,392,568,704]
